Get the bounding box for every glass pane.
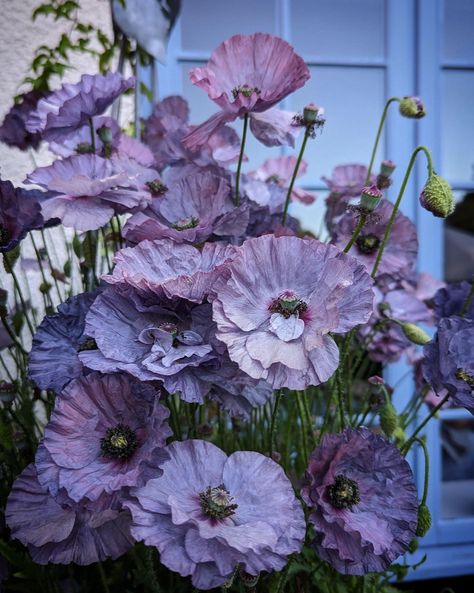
[291,0,385,60]
[444,190,474,282]
[441,70,474,184]
[442,419,474,519]
[180,0,277,53]
[443,0,474,63]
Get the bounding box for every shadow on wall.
[444,192,474,282]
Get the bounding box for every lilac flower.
[6,461,134,565]
[0,90,45,150]
[25,154,153,231]
[432,281,474,321]
[123,171,248,244]
[103,239,236,303]
[250,156,316,204]
[183,33,310,149]
[423,316,474,414]
[26,72,135,142]
[333,200,418,278]
[125,439,305,590]
[79,287,216,402]
[36,372,171,502]
[28,292,98,393]
[248,108,302,148]
[212,235,374,390]
[0,178,49,252]
[302,427,418,575]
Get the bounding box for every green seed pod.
[39,281,52,294]
[399,96,426,119]
[400,322,431,345]
[420,174,455,218]
[380,401,399,437]
[416,503,432,537]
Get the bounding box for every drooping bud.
[359,184,383,212]
[399,322,431,345]
[399,96,426,119]
[380,160,396,177]
[416,503,432,537]
[380,400,398,437]
[97,125,113,145]
[420,173,455,218]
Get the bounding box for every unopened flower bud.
[380,160,396,177]
[368,375,384,386]
[416,503,432,537]
[408,538,419,554]
[303,103,320,125]
[380,400,398,437]
[400,322,431,345]
[97,125,113,144]
[393,426,407,447]
[420,173,455,218]
[399,96,426,119]
[360,184,383,211]
[3,244,20,273]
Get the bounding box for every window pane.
[442,419,474,519]
[443,0,474,63]
[291,0,385,61]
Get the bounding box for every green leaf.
[32,4,55,21]
[139,81,153,103]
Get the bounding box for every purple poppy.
[123,171,248,244]
[37,372,171,502]
[25,154,153,231]
[79,287,216,402]
[28,292,98,393]
[423,316,474,414]
[0,90,45,150]
[125,439,305,590]
[250,156,316,204]
[183,33,310,149]
[26,72,135,142]
[6,461,134,565]
[248,108,302,148]
[432,281,474,321]
[0,178,48,252]
[302,427,418,575]
[333,199,418,278]
[212,235,374,390]
[104,239,236,303]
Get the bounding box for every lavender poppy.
[432,281,474,321]
[302,427,418,575]
[123,171,248,244]
[0,90,45,150]
[104,239,236,303]
[37,372,171,502]
[26,72,134,142]
[183,33,310,149]
[250,156,316,205]
[25,154,152,231]
[0,178,47,252]
[248,108,302,148]
[28,292,98,393]
[212,235,374,390]
[333,199,418,278]
[423,316,474,414]
[6,461,134,565]
[125,439,305,590]
[79,287,216,402]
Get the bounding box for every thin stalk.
[461,278,474,317]
[30,233,53,310]
[413,437,430,506]
[269,390,283,457]
[371,145,433,278]
[40,229,63,302]
[296,392,309,466]
[9,267,35,335]
[234,113,249,206]
[113,215,124,249]
[1,317,28,356]
[343,212,368,253]
[100,228,113,274]
[365,96,400,183]
[0,353,15,382]
[88,117,96,153]
[282,129,310,225]
[402,394,449,455]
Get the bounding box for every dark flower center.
[75,142,95,154]
[456,368,474,389]
[356,233,381,255]
[328,475,360,509]
[172,216,199,231]
[231,84,261,99]
[269,291,307,319]
[0,225,10,247]
[100,424,138,460]
[199,484,238,519]
[146,179,168,196]
[159,322,180,347]
[77,337,98,352]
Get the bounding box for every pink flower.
[250,156,316,205]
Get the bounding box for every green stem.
[40,229,63,302]
[365,97,400,183]
[0,352,15,382]
[9,267,35,335]
[88,117,96,153]
[413,437,430,505]
[296,391,309,466]
[461,278,474,317]
[1,317,28,356]
[371,145,434,278]
[100,228,113,274]
[269,390,283,457]
[30,233,53,310]
[282,129,310,225]
[97,562,110,593]
[343,212,367,253]
[402,393,449,455]
[234,113,249,206]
